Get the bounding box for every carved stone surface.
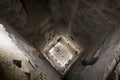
[0,0,120,80]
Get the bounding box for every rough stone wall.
[0,19,61,80]
[64,24,120,80]
[0,0,91,53]
[0,0,120,80]
[0,0,119,51]
[78,26,120,80]
[63,0,120,79]
[61,0,118,39]
[0,0,28,31]
[0,0,58,55]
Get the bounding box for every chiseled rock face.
[0,0,119,49]
[78,27,120,80]
[1,0,116,52]
[0,0,27,31]
[0,20,61,80]
[0,0,120,80]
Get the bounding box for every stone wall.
[0,0,120,80]
[0,0,28,32]
[64,24,120,80]
[0,19,61,80]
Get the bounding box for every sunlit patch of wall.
[0,24,28,60]
[0,24,30,80]
[0,19,62,80]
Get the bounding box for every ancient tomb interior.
[0,0,120,80]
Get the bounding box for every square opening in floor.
[43,36,79,74]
